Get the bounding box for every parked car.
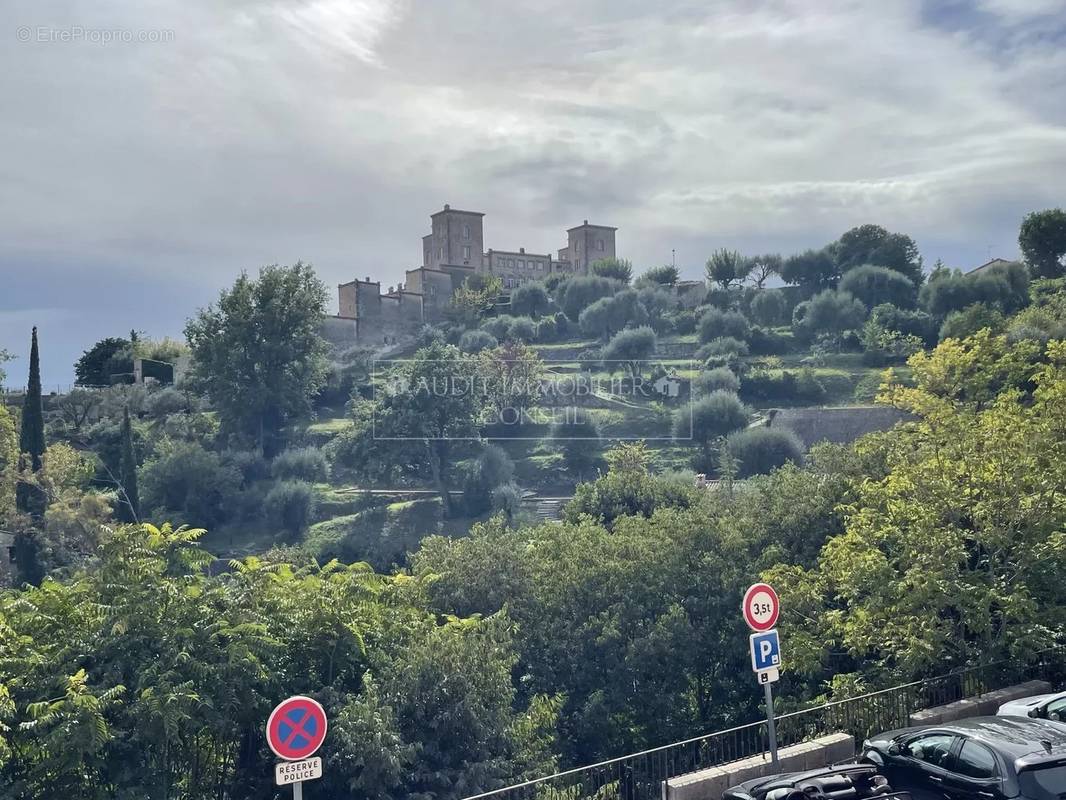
[723,761,909,800]
[862,716,1066,800]
[997,691,1066,721]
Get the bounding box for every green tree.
[835,224,923,285]
[639,264,679,287]
[372,342,484,513]
[601,326,657,377]
[705,249,752,290]
[560,276,615,321]
[774,338,1066,682]
[115,406,139,523]
[265,479,316,540]
[749,289,788,327]
[747,254,782,289]
[74,337,132,386]
[552,416,602,481]
[1019,208,1066,278]
[838,264,917,309]
[184,264,330,456]
[676,390,749,445]
[792,289,866,340]
[938,303,1006,342]
[780,247,840,292]
[698,308,751,343]
[510,282,552,318]
[724,426,805,477]
[590,257,633,284]
[16,327,46,517]
[447,274,503,328]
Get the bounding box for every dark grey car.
[861,716,1066,800]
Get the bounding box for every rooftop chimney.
[584,219,589,225]
[444,203,450,210]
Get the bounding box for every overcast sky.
[2,0,1065,386]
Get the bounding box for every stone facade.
[332,205,618,344]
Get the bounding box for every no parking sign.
[267,696,327,797]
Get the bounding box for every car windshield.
[1018,764,1066,800]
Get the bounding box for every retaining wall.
[908,679,1051,726]
[663,733,855,800]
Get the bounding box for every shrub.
[792,289,867,340]
[272,446,329,482]
[140,441,242,528]
[672,309,698,335]
[696,337,749,362]
[693,367,740,395]
[601,326,657,375]
[725,426,804,477]
[580,290,649,339]
[535,316,558,342]
[510,283,553,318]
[739,369,827,405]
[939,303,1006,341]
[868,303,938,346]
[675,390,749,444]
[749,289,788,327]
[491,482,524,522]
[459,329,498,353]
[839,264,917,309]
[746,326,793,355]
[144,387,193,419]
[920,261,1030,317]
[462,445,516,515]
[265,480,317,540]
[698,308,751,343]
[481,316,513,340]
[552,416,603,479]
[507,316,538,343]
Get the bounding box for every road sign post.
[743,584,781,767]
[267,696,328,799]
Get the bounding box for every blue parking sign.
[750,629,781,672]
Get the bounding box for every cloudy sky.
[2,0,1065,385]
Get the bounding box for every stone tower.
[422,204,485,270]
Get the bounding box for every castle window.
[438,247,444,260]
[597,239,605,251]
[518,260,525,269]
[462,245,471,260]
[462,224,470,239]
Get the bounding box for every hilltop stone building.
[325,206,618,346]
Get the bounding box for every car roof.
[934,717,1066,761]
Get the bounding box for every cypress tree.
[118,405,140,523]
[15,326,46,516]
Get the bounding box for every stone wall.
[767,406,913,449]
[907,679,1051,725]
[663,734,856,800]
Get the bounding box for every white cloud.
[2,0,1066,380]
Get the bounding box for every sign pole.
[293,780,303,800]
[763,681,779,766]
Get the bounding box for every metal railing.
[463,648,1066,800]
